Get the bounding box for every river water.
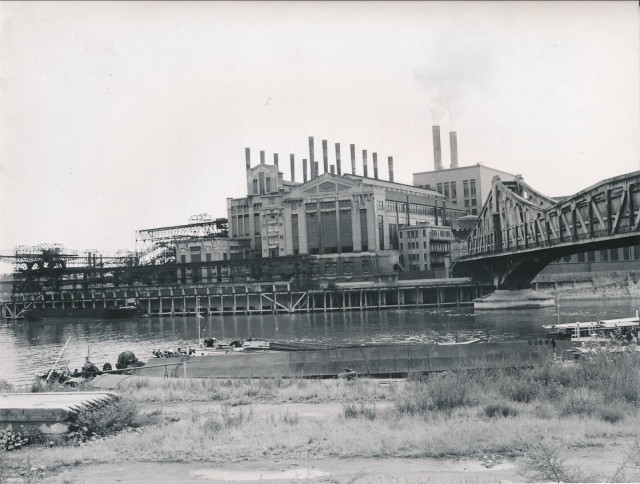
[2,298,639,387]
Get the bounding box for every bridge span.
[453,170,640,295]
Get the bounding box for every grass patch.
[1,350,638,479]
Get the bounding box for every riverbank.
[534,270,640,300]
[1,349,639,483]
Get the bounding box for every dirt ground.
[45,446,640,484]
[25,400,639,483]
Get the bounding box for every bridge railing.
[463,224,638,259]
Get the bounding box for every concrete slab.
[0,392,116,434]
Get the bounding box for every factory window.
[623,246,631,260]
[464,200,469,207]
[463,180,469,197]
[259,172,265,195]
[470,179,476,196]
[343,260,353,274]
[600,250,608,262]
[362,258,371,273]
[424,241,427,249]
[472,199,477,206]
[634,245,640,259]
[425,184,431,190]
[444,182,450,199]
[266,177,271,193]
[400,243,403,250]
[437,183,443,194]
[451,182,457,201]
[377,201,384,210]
[610,248,619,261]
[253,179,258,195]
[588,251,595,262]
[389,223,399,250]
[378,215,385,250]
[360,209,369,251]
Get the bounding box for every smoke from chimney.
[432,126,442,171]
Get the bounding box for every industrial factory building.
[227,138,467,279]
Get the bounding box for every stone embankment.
[533,270,640,299]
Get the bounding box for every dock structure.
[2,279,491,319]
[0,392,117,435]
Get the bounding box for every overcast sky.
[1,1,638,271]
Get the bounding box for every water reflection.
[2,298,639,387]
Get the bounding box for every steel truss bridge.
[453,171,640,289]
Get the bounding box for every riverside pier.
[2,278,491,319]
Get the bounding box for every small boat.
[436,338,482,345]
[152,338,272,358]
[543,309,639,343]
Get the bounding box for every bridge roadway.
[453,170,640,290]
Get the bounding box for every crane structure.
[135,217,229,264]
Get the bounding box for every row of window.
[377,200,464,219]
[400,228,451,239]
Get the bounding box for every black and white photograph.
[1,1,639,482]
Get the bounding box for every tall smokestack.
[245,147,251,169]
[373,152,379,179]
[314,161,319,179]
[432,126,442,171]
[273,153,279,171]
[330,165,335,174]
[303,159,308,182]
[350,144,356,175]
[449,131,458,168]
[388,156,394,182]
[290,154,295,182]
[308,137,315,178]
[362,150,368,178]
[335,143,342,175]
[322,140,328,174]
[260,150,265,165]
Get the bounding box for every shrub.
[394,371,473,415]
[0,380,14,393]
[498,377,541,403]
[202,405,254,433]
[281,410,300,425]
[483,403,518,418]
[518,438,600,483]
[559,388,604,417]
[342,402,376,421]
[598,405,626,424]
[68,397,138,441]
